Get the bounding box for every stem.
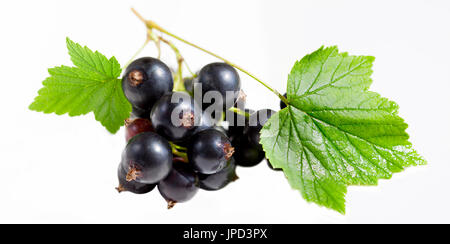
[146,29,192,91]
[155,39,162,59]
[229,107,251,118]
[184,60,195,77]
[170,142,187,151]
[159,36,186,91]
[159,30,287,103]
[123,39,150,70]
[131,8,289,105]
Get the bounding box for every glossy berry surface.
[121,132,172,184]
[247,109,276,148]
[280,93,287,109]
[210,126,228,135]
[198,159,238,191]
[116,164,156,194]
[122,57,173,111]
[151,92,201,143]
[195,63,241,110]
[232,136,265,167]
[125,118,153,141]
[158,162,199,209]
[188,129,235,174]
[225,109,254,140]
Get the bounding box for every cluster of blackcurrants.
[117,57,282,208]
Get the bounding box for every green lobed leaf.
[260,46,425,213]
[29,38,131,133]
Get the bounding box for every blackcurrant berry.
[280,93,287,109]
[194,63,241,110]
[121,132,172,184]
[125,118,153,141]
[116,164,156,194]
[247,109,276,148]
[198,159,238,191]
[232,136,265,167]
[150,92,201,143]
[158,162,199,209]
[188,129,235,174]
[122,57,173,111]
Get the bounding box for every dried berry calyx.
[128,70,145,87]
[125,166,141,182]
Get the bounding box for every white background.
[0,0,449,224]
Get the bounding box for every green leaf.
[29,38,131,133]
[260,46,425,214]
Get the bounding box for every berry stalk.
[169,142,188,162]
[229,107,251,118]
[123,38,150,70]
[131,8,289,106]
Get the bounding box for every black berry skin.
[225,109,254,140]
[195,63,241,110]
[125,118,153,141]
[188,129,235,174]
[122,57,173,111]
[158,162,199,209]
[121,132,173,184]
[151,92,201,143]
[198,159,238,191]
[247,109,276,149]
[116,164,156,194]
[280,93,287,109]
[232,136,265,167]
[210,126,228,135]
[131,106,150,119]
